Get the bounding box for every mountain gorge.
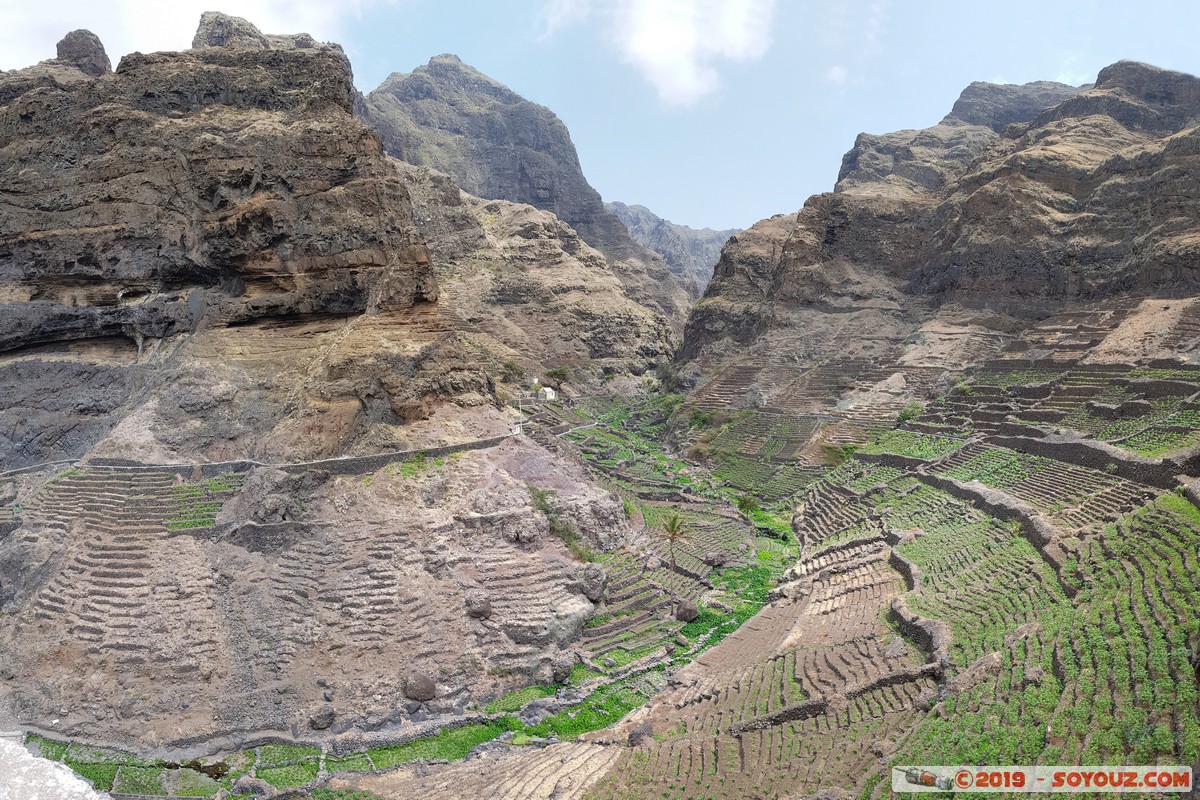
[605,201,739,297]
[3,11,1200,800]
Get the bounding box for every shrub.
[735,494,760,515]
[544,366,572,386]
[501,360,524,381]
[897,401,924,424]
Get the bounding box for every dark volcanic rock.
[54,30,111,76]
[191,11,269,50]
[404,673,437,701]
[0,41,436,354]
[309,705,336,730]
[675,598,700,623]
[362,55,634,258]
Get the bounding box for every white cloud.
[825,64,847,85]
[542,0,778,106]
[0,0,383,73]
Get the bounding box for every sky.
[3,0,1200,230]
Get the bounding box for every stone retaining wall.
[986,434,1181,489]
[888,597,952,668]
[82,435,514,478]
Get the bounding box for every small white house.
[536,386,557,401]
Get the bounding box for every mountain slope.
[0,16,643,753]
[684,63,1200,387]
[360,55,692,328]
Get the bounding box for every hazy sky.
[4,0,1199,230]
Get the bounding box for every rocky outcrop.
[53,30,111,76]
[835,79,1081,199]
[606,201,737,297]
[1,28,435,353]
[685,62,1200,370]
[396,162,676,377]
[362,55,629,258]
[359,55,691,328]
[0,22,485,467]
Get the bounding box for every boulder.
[579,563,608,602]
[551,652,577,683]
[627,722,653,747]
[702,551,727,567]
[55,30,111,76]
[404,673,437,702]
[465,590,493,619]
[675,598,700,623]
[308,705,335,730]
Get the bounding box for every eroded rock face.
[397,162,677,376]
[685,61,1200,370]
[1,40,436,353]
[359,56,692,329]
[0,25,450,467]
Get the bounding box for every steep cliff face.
[0,17,638,752]
[606,201,738,297]
[360,55,692,327]
[362,55,631,257]
[685,63,1200,375]
[0,22,461,468]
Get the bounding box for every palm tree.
[661,512,689,573]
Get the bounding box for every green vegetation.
[311,790,386,800]
[484,684,559,714]
[660,511,689,571]
[257,761,320,789]
[941,447,1045,488]
[164,472,245,529]
[859,429,964,460]
[896,401,924,423]
[113,766,167,794]
[66,761,120,792]
[368,720,519,769]
[501,360,524,381]
[523,674,664,740]
[544,366,572,386]
[394,451,445,479]
[256,743,320,767]
[324,753,373,773]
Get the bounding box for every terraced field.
[19,343,1200,800]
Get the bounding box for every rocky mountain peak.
[191,11,336,55]
[359,54,692,324]
[1093,59,1200,108]
[192,11,270,50]
[54,29,111,76]
[942,79,1082,132]
[1034,59,1200,133]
